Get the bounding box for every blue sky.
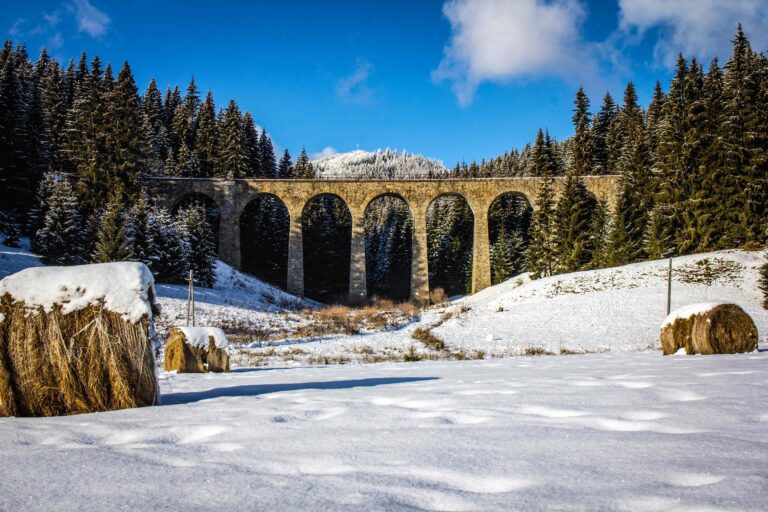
[4,0,767,167]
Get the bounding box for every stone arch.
[426,193,475,298]
[239,193,290,288]
[172,192,221,251]
[363,193,414,301]
[487,192,533,285]
[302,193,353,303]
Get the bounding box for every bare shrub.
[412,327,445,351]
[430,287,448,305]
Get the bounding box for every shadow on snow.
[161,377,439,406]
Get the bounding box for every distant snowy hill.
[312,149,448,179]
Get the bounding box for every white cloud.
[433,0,596,106]
[311,147,339,160]
[618,0,768,67]
[71,0,110,38]
[336,59,375,105]
[9,18,26,37]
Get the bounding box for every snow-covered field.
[2,351,767,510]
[236,249,767,366]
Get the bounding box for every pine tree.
[33,175,85,264]
[759,255,768,308]
[571,87,593,176]
[146,206,188,283]
[294,147,315,178]
[241,112,261,177]
[125,194,150,264]
[141,78,168,175]
[191,90,217,177]
[217,100,246,178]
[647,58,688,259]
[259,129,277,178]
[526,130,558,278]
[278,149,294,178]
[555,170,596,272]
[176,203,216,287]
[93,194,131,262]
[592,92,617,175]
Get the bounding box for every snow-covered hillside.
[237,248,767,366]
[2,352,767,510]
[0,240,315,342]
[313,149,448,178]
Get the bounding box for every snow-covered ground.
[1,351,767,510]
[237,249,767,366]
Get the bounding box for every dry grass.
[412,327,445,351]
[523,345,555,356]
[293,300,418,339]
[740,241,764,251]
[429,287,448,305]
[0,297,158,417]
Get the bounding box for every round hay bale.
[660,315,696,355]
[0,262,160,417]
[691,304,758,355]
[164,330,206,373]
[164,327,230,373]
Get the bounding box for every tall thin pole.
[666,257,673,316]
[191,270,196,327]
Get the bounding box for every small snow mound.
[178,326,229,349]
[661,302,730,328]
[0,262,157,323]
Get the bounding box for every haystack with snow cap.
[661,302,758,355]
[164,326,229,373]
[0,262,160,417]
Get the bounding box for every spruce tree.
[571,87,593,176]
[526,130,558,278]
[647,58,688,259]
[93,194,131,262]
[146,206,188,283]
[242,112,261,177]
[176,204,216,287]
[33,175,85,264]
[759,255,768,308]
[125,194,151,264]
[193,90,218,177]
[592,92,617,175]
[217,100,246,178]
[278,149,294,178]
[259,129,277,178]
[294,147,315,178]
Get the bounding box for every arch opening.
[488,193,533,285]
[172,193,221,252]
[364,194,413,302]
[427,194,474,298]
[302,194,352,303]
[240,194,290,288]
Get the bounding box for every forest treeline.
[0,26,766,302]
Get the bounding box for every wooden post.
[187,270,196,327]
[666,257,673,316]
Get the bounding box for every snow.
[178,326,229,349]
[235,249,767,366]
[1,351,767,510]
[0,261,157,323]
[661,302,730,328]
[313,148,447,178]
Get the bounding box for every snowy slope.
[238,249,767,366]
[433,249,768,354]
[0,240,314,341]
[1,351,767,510]
[313,149,447,178]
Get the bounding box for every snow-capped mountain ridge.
[312,149,448,179]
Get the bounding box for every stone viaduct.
[143,176,620,304]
